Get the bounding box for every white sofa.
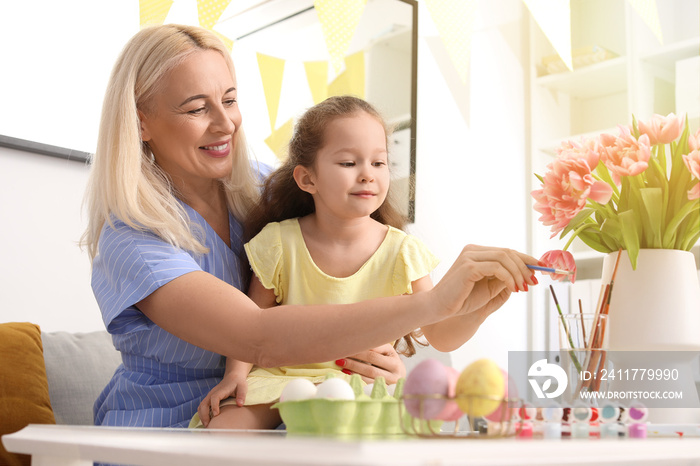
[41,331,449,426]
[41,330,122,425]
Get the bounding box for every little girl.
[193,96,494,429]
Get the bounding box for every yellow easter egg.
[455,359,505,417]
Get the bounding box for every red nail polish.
[531,275,538,285]
[335,359,346,367]
[522,282,529,292]
[341,369,352,375]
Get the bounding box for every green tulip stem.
[550,285,582,373]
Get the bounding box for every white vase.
[601,249,700,424]
[602,249,700,351]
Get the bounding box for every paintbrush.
[528,265,574,275]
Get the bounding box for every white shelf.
[642,37,700,69]
[535,56,627,99]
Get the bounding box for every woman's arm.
[416,273,505,352]
[248,272,408,384]
[136,245,538,368]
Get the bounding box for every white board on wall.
[0,146,103,332]
[0,1,140,153]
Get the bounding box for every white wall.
[411,1,529,371]
[0,0,531,369]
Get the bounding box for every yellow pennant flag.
[304,61,329,105]
[197,0,231,30]
[423,0,477,85]
[523,0,573,71]
[627,0,663,44]
[265,118,294,162]
[257,53,286,132]
[328,51,365,98]
[139,0,173,28]
[314,0,367,75]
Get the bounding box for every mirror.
[217,0,418,221]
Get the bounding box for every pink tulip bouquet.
[532,113,700,269]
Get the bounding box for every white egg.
[314,378,355,400]
[363,383,374,397]
[386,384,396,397]
[280,378,318,402]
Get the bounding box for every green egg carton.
[272,374,442,436]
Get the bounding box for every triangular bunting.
[197,0,231,30]
[304,61,329,105]
[265,118,294,162]
[627,0,663,44]
[314,0,367,74]
[257,53,286,131]
[328,51,365,98]
[139,0,173,28]
[523,0,573,71]
[423,0,477,84]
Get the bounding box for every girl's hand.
[336,343,406,384]
[197,373,249,427]
[431,245,538,320]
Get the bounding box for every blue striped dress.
[91,202,248,427]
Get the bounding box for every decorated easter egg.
[314,378,355,400]
[280,378,318,402]
[403,358,449,419]
[436,366,462,422]
[484,369,518,422]
[455,359,505,417]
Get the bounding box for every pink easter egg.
[436,366,463,421]
[403,358,449,419]
[484,369,518,422]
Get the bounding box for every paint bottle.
[542,402,563,439]
[627,403,648,439]
[571,404,591,438]
[599,401,624,438]
[516,403,536,438]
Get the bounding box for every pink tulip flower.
[688,129,700,152]
[637,113,683,145]
[683,149,700,200]
[531,138,613,237]
[599,126,651,182]
[539,250,577,283]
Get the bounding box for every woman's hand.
[197,372,249,427]
[431,245,538,321]
[336,343,406,384]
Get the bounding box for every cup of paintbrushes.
[557,313,609,402]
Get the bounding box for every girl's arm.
[136,245,538,368]
[197,358,253,427]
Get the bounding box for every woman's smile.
[200,140,231,158]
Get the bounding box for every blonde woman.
[82,24,539,428]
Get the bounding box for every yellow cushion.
[0,322,56,466]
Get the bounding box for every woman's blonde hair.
[81,24,260,260]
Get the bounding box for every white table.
[5,424,700,466]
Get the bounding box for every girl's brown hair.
[245,95,425,357]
